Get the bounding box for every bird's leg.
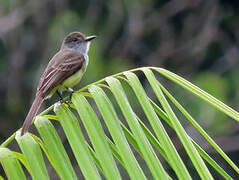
[68,87,75,94]
[56,91,63,103]
[66,87,75,104]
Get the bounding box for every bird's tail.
[21,95,44,136]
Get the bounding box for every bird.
[21,32,96,135]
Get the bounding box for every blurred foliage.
[0,0,239,178]
[185,72,230,134]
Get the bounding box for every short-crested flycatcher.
[21,32,96,135]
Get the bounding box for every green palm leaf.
[1,67,238,179]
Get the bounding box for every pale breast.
[61,54,88,88]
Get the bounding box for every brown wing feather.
[37,49,85,97]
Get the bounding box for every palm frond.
[1,67,238,179]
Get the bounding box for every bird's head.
[62,32,97,54]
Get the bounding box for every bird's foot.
[56,91,63,103]
[65,100,72,105]
[67,87,75,101]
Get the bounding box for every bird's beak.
[85,35,97,41]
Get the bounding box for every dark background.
[0,0,239,179]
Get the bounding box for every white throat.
[72,42,90,56]
[76,42,90,67]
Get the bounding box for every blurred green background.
[0,0,239,178]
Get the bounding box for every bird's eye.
[73,38,78,42]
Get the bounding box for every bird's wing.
[37,49,85,97]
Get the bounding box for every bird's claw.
[65,100,72,105]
